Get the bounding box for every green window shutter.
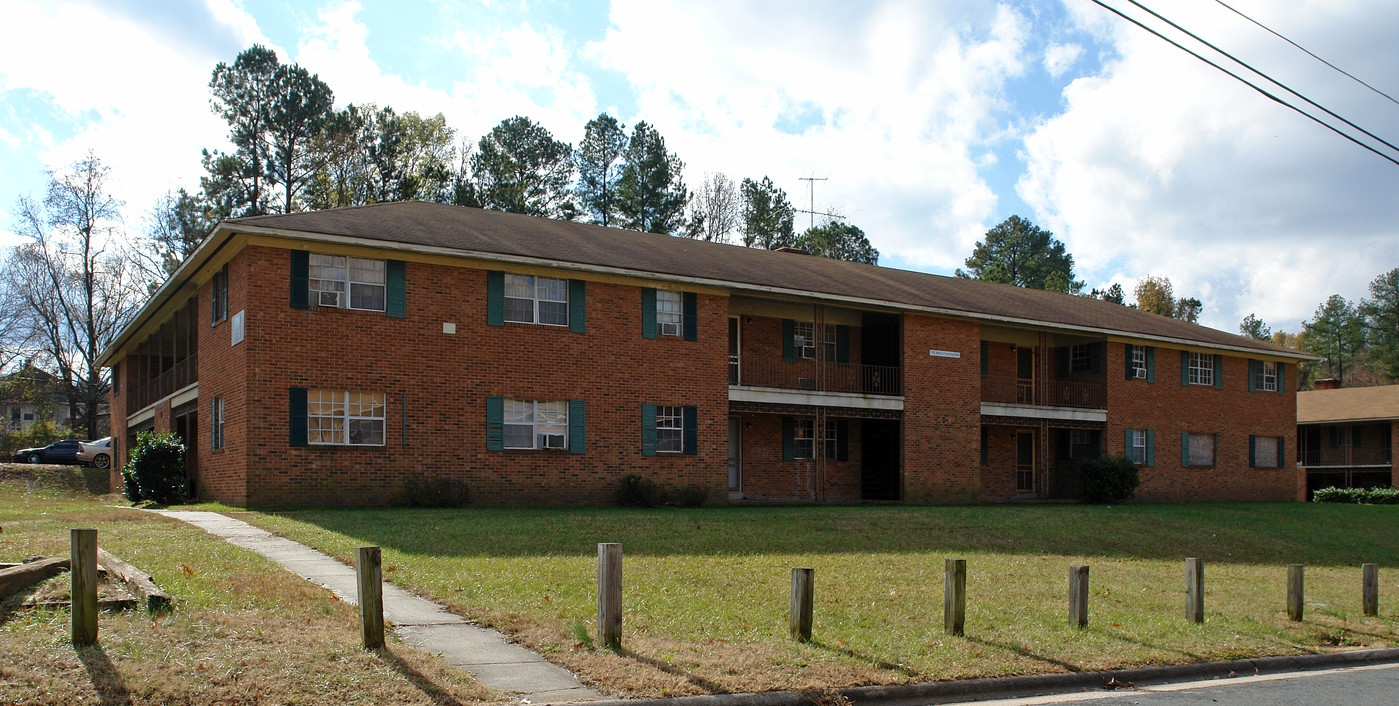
[682,405,698,455]
[1180,350,1190,386]
[1146,347,1155,383]
[641,288,657,339]
[782,417,795,461]
[1249,435,1257,468]
[289,388,307,447]
[836,420,849,461]
[1146,429,1156,467]
[835,325,850,364]
[1093,430,1102,459]
[1328,426,1339,448]
[1213,355,1224,389]
[682,292,698,341]
[290,251,309,309]
[782,319,796,362]
[486,271,504,326]
[1248,360,1258,392]
[1181,430,1190,467]
[1125,344,1135,380]
[386,260,406,318]
[211,268,221,323]
[485,396,504,451]
[1125,428,1134,457]
[1277,436,1286,466]
[568,400,586,454]
[641,403,657,456]
[569,279,586,334]
[1089,343,1103,374]
[211,398,219,450]
[217,264,229,321]
[1056,347,1070,376]
[980,345,989,379]
[1277,365,1286,395]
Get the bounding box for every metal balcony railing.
[982,375,1106,409]
[730,357,901,396]
[1300,447,1392,467]
[131,354,198,412]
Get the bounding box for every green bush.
[672,484,710,508]
[1080,456,1140,504]
[124,431,185,505]
[1,420,81,458]
[1312,486,1399,505]
[615,474,667,507]
[400,472,471,507]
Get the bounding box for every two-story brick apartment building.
[98,202,1312,507]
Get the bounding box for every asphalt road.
[957,662,1399,705]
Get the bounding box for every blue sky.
[3,0,1398,334]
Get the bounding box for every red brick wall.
[902,315,981,502]
[981,424,1018,500]
[732,413,815,501]
[236,246,727,507]
[1103,342,1300,502]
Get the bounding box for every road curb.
[570,647,1399,706]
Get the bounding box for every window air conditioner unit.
[1134,367,1146,379]
[317,290,342,308]
[800,345,816,359]
[798,377,817,391]
[659,322,681,337]
[541,434,567,450]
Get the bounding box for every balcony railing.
[982,375,1106,409]
[730,357,901,396]
[131,354,198,412]
[1300,447,1392,467]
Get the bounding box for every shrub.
[1080,456,1140,504]
[1312,486,1399,505]
[1,421,80,458]
[672,484,710,508]
[400,472,471,508]
[124,431,185,505]
[615,474,667,507]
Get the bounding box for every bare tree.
[8,151,143,438]
[685,172,740,243]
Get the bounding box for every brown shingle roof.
[1297,386,1399,423]
[230,201,1304,357]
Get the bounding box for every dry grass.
[0,486,498,705]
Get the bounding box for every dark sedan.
[12,439,86,465]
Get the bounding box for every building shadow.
[374,647,469,706]
[76,643,132,706]
[620,648,726,694]
[807,639,921,678]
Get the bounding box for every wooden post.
[71,529,98,645]
[1363,563,1379,617]
[789,568,814,642]
[1185,557,1204,624]
[356,547,384,649]
[1069,565,1089,628]
[597,543,622,650]
[1287,564,1305,622]
[944,558,966,636]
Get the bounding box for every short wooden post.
[1185,557,1204,624]
[71,529,98,645]
[356,546,384,649]
[1362,563,1379,617]
[944,558,966,636]
[597,543,622,650]
[1069,565,1089,628]
[1287,564,1305,621]
[789,568,814,642]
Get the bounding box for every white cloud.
[1043,42,1083,77]
[1019,0,1399,331]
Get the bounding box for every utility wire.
[1088,0,1399,168]
[1123,0,1399,158]
[1214,0,1399,109]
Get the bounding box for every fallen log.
[0,557,70,598]
[97,549,171,612]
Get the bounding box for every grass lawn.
[0,470,494,705]
[242,502,1399,697]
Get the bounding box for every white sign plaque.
[928,349,961,358]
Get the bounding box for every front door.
[1015,429,1036,494]
[728,417,742,493]
[1016,347,1035,404]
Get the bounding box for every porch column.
[814,407,827,502]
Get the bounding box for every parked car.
[12,439,86,465]
[78,437,113,469]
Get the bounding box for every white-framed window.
[504,274,568,326]
[503,399,568,450]
[308,390,386,446]
[212,397,225,450]
[1186,432,1215,467]
[656,291,683,337]
[1130,345,1147,379]
[821,323,839,361]
[1260,361,1278,392]
[793,321,816,359]
[1129,429,1146,464]
[656,405,684,452]
[824,420,841,460]
[1188,352,1214,386]
[1070,344,1093,373]
[793,418,815,459]
[309,254,386,311]
[1254,436,1279,468]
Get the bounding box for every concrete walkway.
[153,510,599,703]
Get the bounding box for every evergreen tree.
[615,122,689,234]
[1304,294,1365,385]
[739,176,796,249]
[795,221,878,264]
[575,113,627,226]
[471,116,575,219]
[1360,268,1399,380]
[1239,313,1272,341]
[956,216,1083,293]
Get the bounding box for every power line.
[1088,0,1399,168]
[1214,0,1399,109]
[1122,0,1399,158]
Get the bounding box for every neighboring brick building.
[98,202,1312,507]
[1297,383,1398,498]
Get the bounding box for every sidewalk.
[153,509,600,703]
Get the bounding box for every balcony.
[730,357,901,396]
[982,375,1105,410]
[1300,447,1392,468]
[132,353,198,411]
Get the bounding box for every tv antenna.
[796,176,837,230]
